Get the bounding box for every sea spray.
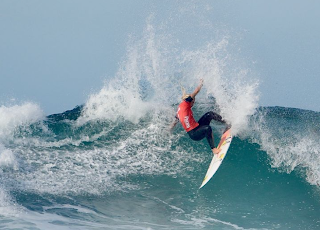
[0,102,44,139]
[79,17,178,125]
[0,144,18,170]
[0,102,44,174]
[80,19,259,139]
[249,107,320,187]
[178,39,260,136]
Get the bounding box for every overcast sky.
[1,0,319,114]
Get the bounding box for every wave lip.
[0,102,44,138]
[250,106,320,187]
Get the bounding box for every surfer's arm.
[190,79,204,98]
[169,116,179,132]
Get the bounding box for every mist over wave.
[80,18,259,137]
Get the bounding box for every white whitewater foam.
[0,102,44,172]
[0,187,21,217]
[0,102,45,138]
[7,109,192,195]
[0,144,18,170]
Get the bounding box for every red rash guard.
[176,101,199,132]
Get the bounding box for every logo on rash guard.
[184,116,190,129]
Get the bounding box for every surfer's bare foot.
[212,148,221,155]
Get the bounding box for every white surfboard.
[200,129,232,189]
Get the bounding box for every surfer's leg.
[204,130,222,154]
[205,129,215,149]
[188,125,215,149]
[188,125,220,154]
[198,111,224,126]
[188,126,206,141]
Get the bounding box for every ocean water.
[1,101,320,230]
[1,12,320,230]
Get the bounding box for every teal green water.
[0,105,320,229]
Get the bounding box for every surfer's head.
[182,94,195,106]
[181,85,195,106]
[182,95,193,102]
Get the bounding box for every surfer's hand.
[169,119,178,133]
[212,148,221,155]
[199,79,204,87]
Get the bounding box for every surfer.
[170,79,229,155]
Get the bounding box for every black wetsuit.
[187,111,225,149]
